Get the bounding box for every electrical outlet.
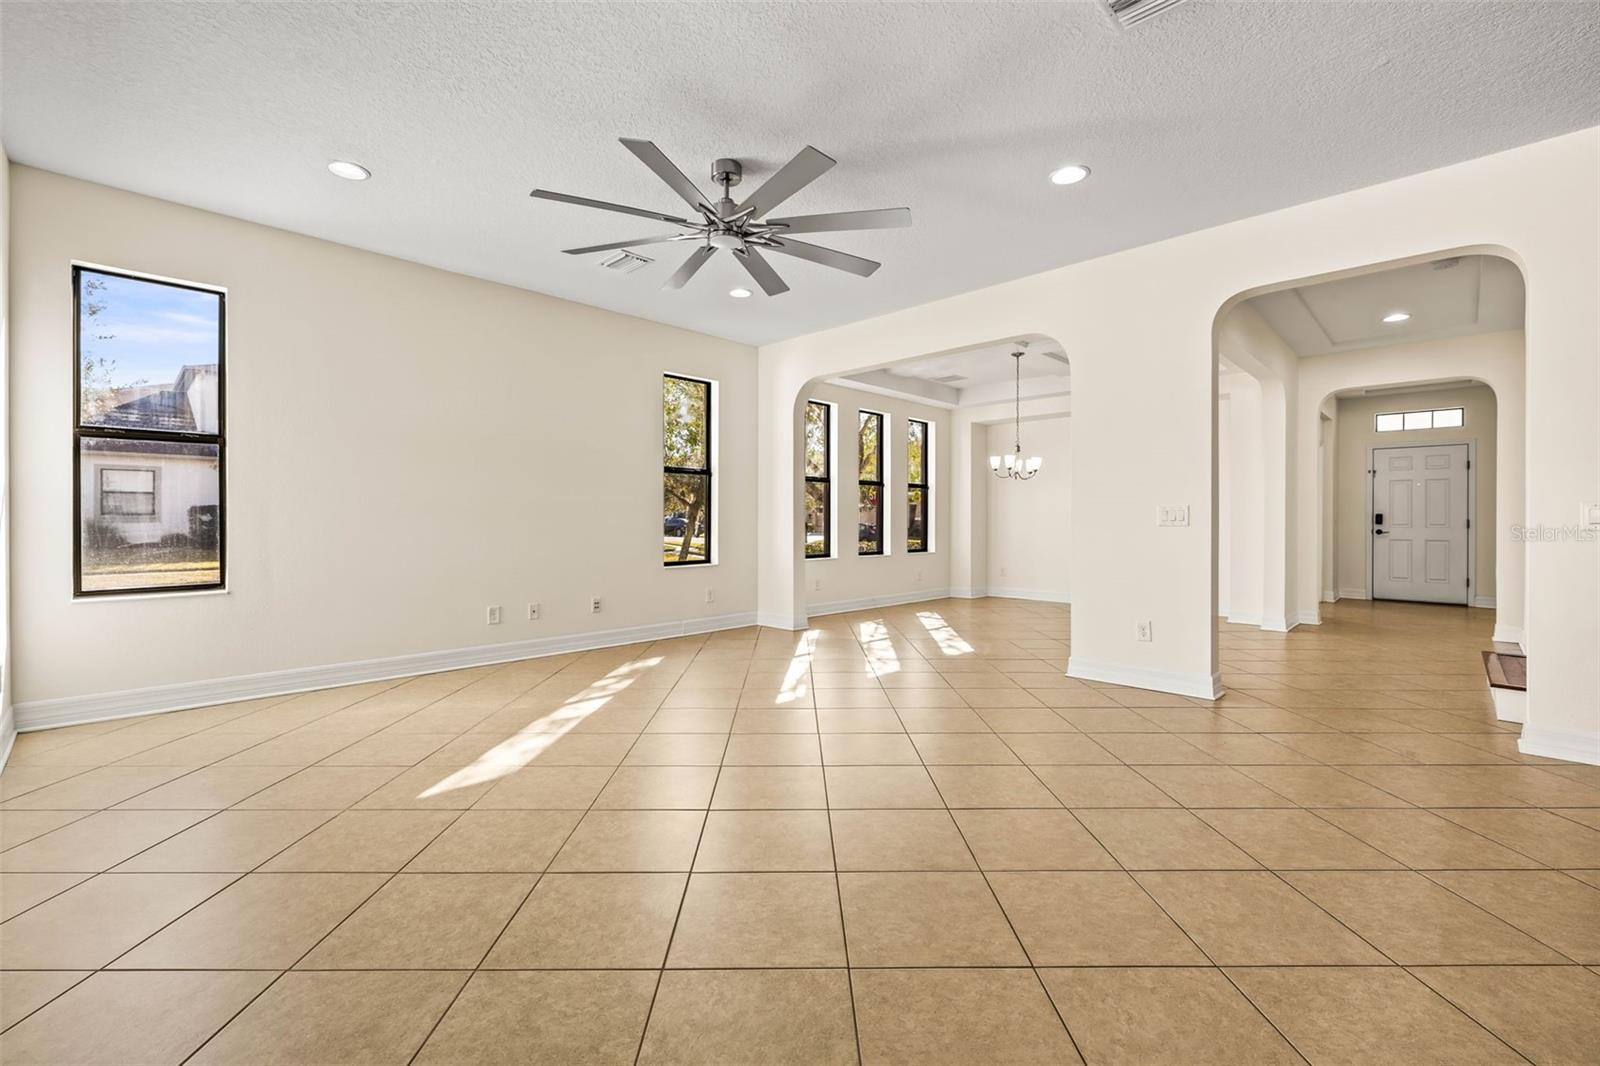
[999,565,1007,577]
[813,578,822,592]
[527,603,540,621]
[1136,621,1153,642]
[486,605,502,625]
[705,588,715,604]
[590,597,602,614]
[916,570,924,583]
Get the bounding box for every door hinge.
[1467,577,1471,587]
[1466,459,1472,469]
[1466,518,1471,529]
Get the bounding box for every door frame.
[1366,439,1476,605]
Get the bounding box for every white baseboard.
[0,703,15,773]
[1490,687,1526,725]
[1321,589,1338,603]
[1261,616,1296,633]
[1295,608,1322,626]
[13,611,759,734]
[1518,725,1600,766]
[806,588,951,619]
[1338,587,1369,600]
[1224,611,1262,627]
[1066,656,1223,700]
[1472,596,1497,609]
[1491,623,1525,650]
[984,587,1071,604]
[948,587,985,599]
[755,610,807,631]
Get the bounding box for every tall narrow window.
[907,418,930,553]
[74,267,224,595]
[858,410,884,556]
[663,374,713,565]
[805,400,831,558]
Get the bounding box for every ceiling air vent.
[930,374,967,385]
[1105,0,1190,28]
[1432,257,1463,271]
[599,250,653,273]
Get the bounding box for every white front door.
[1371,444,1470,605]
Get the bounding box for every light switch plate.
[1157,505,1190,527]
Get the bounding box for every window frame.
[662,372,714,568]
[805,399,832,559]
[1375,406,1465,433]
[857,409,885,557]
[907,417,931,554]
[72,264,227,598]
[98,465,160,520]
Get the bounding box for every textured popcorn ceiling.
[3,2,1596,345]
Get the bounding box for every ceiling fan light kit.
[530,138,911,296]
[991,347,1044,481]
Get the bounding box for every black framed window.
[805,400,831,558]
[907,418,930,553]
[858,410,884,556]
[74,266,225,596]
[663,373,713,565]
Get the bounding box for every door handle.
[1374,529,1388,535]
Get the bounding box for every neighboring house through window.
[858,410,884,555]
[907,418,930,552]
[663,373,713,565]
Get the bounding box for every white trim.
[948,587,986,599]
[806,588,951,619]
[13,611,758,733]
[1321,588,1338,603]
[1491,623,1525,650]
[1338,587,1370,600]
[983,587,1071,604]
[1066,656,1223,700]
[1261,616,1296,633]
[0,704,16,773]
[1490,687,1526,725]
[1224,611,1262,626]
[1472,596,1497,609]
[1518,725,1600,766]
[1367,439,1476,606]
[1295,608,1322,626]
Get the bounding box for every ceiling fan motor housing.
[712,158,742,188]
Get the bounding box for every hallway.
[1,598,1596,1064]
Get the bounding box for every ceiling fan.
[530,139,911,296]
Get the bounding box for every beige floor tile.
[824,765,944,808]
[819,732,920,765]
[231,765,402,809]
[951,809,1117,870]
[838,871,1025,966]
[1050,707,1157,730]
[1410,965,1600,1066]
[1,766,190,810]
[1426,870,1600,962]
[0,808,209,872]
[1344,766,1531,807]
[112,871,385,969]
[216,730,375,767]
[886,689,970,711]
[711,766,828,809]
[667,872,846,967]
[593,765,718,809]
[1227,966,1524,1065]
[191,970,467,1066]
[113,765,298,808]
[470,764,613,808]
[990,872,1207,965]
[0,872,233,969]
[911,732,1020,765]
[722,733,822,765]
[815,707,904,733]
[1316,808,1544,868]
[0,970,89,1030]
[415,970,657,1066]
[660,688,744,710]
[811,689,894,710]
[694,810,834,871]
[638,969,856,1066]
[116,810,337,872]
[852,968,1081,1066]
[831,809,975,871]
[1445,766,1600,807]
[0,810,89,849]
[1236,765,1416,807]
[975,708,1076,732]
[522,732,637,765]
[1091,733,1217,765]
[1175,732,1319,765]
[1437,807,1600,867]
[550,809,706,871]
[1073,809,1260,870]
[346,762,499,809]
[623,733,728,765]
[730,707,818,731]
[314,731,456,766]
[1030,765,1179,807]
[1286,870,1566,963]
[891,706,989,731]
[0,970,274,1066]
[1193,808,1404,869]
[405,809,580,871]
[0,871,91,921]
[1040,967,1301,1064]
[926,765,1060,808]
[259,809,457,871]
[999,733,1118,764]
[299,872,532,968]
[1130,765,1296,808]
[484,872,685,968]
[645,707,736,733]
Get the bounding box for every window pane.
[907,421,926,483]
[78,270,221,431]
[858,484,882,554]
[1375,413,1404,432]
[80,437,220,592]
[858,412,881,481]
[805,480,829,557]
[907,488,927,552]
[663,376,709,470]
[1433,407,1463,428]
[805,402,829,477]
[1403,410,1432,430]
[663,472,710,563]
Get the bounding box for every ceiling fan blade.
[763,208,912,234]
[562,233,694,255]
[619,138,716,214]
[737,146,836,219]
[663,246,716,290]
[734,246,790,296]
[761,236,880,278]
[530,188,690,226]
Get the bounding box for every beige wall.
[802,381,950,612]
[9,165,757,711]
[1334,383,1498,601]
[1,146,12,756]
[986,415,1071,602]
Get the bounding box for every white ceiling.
[838,337,1072,408]
[1248,254,1525,357]
[3,2,1595,346]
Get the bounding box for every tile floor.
[1,597,1598,1064]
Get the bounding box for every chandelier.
[990,348,1042,480]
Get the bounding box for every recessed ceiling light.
[1048,164,1091,186]
[729,287,752,299]
[1382,311,1411,324]
[327,160,371,181]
